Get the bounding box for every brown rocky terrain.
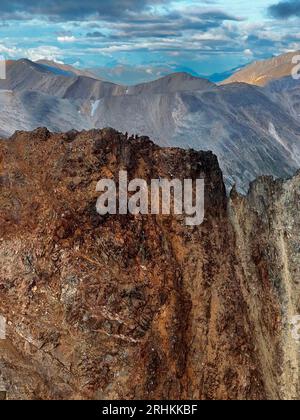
[0,128,299,400]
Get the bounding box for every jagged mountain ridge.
[0,129,299,400]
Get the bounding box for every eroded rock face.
[230,175,300,400]
[0,128,299,400]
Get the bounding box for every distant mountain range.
[1,52,300,192]
[221,51,300,86]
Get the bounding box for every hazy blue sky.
[0,0,299,82]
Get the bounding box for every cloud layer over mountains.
[1,1,300,80]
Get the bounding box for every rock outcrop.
[0,128,299,400]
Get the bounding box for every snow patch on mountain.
[91,100,101,117]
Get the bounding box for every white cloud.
[57,36,76,43]
[191,33,228,42]
[244,48,254,57]
[0,44,20,57]
[25,46,64,62]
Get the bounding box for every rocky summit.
[0,128,299,400]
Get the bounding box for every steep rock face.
[0,129,299,400]
[230,174,300,400]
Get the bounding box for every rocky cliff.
[0,128,299,400]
